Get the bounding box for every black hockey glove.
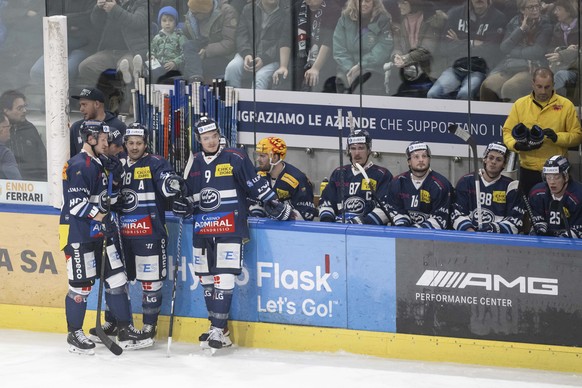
[514,142,540,152]
[264,199,294,221]
[530,222,549,236]
[99,155,123,184]
[511,123,529,144]
[555,230,572,238]
[101,213,118,238]
[346,215,364,224]
[393,215,412,227]
[528,125,545,148]
[478,222,500,233]
[172,196,193,218]
[543,128,558,143]
[165,175,187,196]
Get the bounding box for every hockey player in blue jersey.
[529,155,582,238]
[172,116,292,351]
[318,129,393,224]
[451,142,525,234]
[102,123,185,345]
[251,136,316,221]
[385,141,452,229]
[59,120,150,355]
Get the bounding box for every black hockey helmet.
[542,155,570,181]
[193,116,220,142]
[406,141,431,159]
[483,141,508,160]
[347,129,372,150]
[123,122,149,144]
[79,120,110,143]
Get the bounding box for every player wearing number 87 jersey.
[451,142,525,234]
[318,129,393,224]
[384,141,452,229]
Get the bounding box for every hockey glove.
[511,123,529,144]
[318,212,335,223]
[528,125,545,149]
[101,213,118,238]
[99,155,123,184]
[172,196,194,218]
[543,128,558,143]
[393,215,412,227]
[165,175,187,196]
[478,222,500,233]
[531,222,549,236]
[264,199,294,221]
[346,215,364,224]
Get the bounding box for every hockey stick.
[96,173,123,356]
[550,199,572,238]
[167,213,184,357]
[522,192,536,235]
[448,124,482,228]
[337,109,346,223]
[354,162,394,225]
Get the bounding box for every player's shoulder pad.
[429,170,451,190]
[394,171,410,180]
[223,148,246,160]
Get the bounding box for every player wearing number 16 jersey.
[384,141,452,229]
[451,142,524,234]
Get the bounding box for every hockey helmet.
[406,141,431,159]
[79,120,110,143]
[483,141,508,160]
[193,116,220,141]
[256,137,287,160]
[123,122,148,143]
[542,155,570,180]
[347,129,372,149]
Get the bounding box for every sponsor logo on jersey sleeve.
[281,173,299,188]
[361,178,377,191]
[133,166,152,180]
[90,220,104,239]
[492,190,506,204]
[215,163,233,177]
[420,189,431,204]
[120,214,153,236]
[194,212,235,234]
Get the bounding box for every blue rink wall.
[88,216,582,347]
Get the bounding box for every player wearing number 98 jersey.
[384,141,452,229]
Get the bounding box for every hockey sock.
[142,281,163,326]
[200,275,216,322]
[209,274,235,329]
[105,286,132,323]
[65,286,90,332]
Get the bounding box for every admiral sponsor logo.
[121,215,152,236]
[343,196,365,213]
[199,188,221,211]
[194,212,235,234]
[416,270,558,295]
[4,181,43,202]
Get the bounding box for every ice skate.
[205,326,232,354]
[88,321,117,343]
[143,324,157,342]
[199,326,230,349]
[116,324,154,350]
[67,329,95,355]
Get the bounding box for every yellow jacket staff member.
[502,67,582,195]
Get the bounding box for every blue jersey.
[319,162,393,225]
[451,170,524,234]
[385,170,452,229]
[251,162,316,221]
[183,147,277,239]
[118,153,177,240]
[529,180,582,238]
[59,150,109,247]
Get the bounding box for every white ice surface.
[1,329,581,388]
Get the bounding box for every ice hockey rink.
[1,329,581,388]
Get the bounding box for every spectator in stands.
[502,67,582,196]
[77,0,148,112]
[384,141,452,229]
[0,113,21,180]
[29,0,98,93]
[225,0,291,90]
[480,0,552,102]
[333,0,393,95]
[451,142,524,234]
[0,90,46,181]
[529,155,582,238]
[147,6,186,83]
[544,0,578,98]
[427,0,506,100]
[385,0,447,97]
[69,88,127,156]
[182,0,238,84]
[291,0,342,92]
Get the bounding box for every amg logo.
[416,270,558,296]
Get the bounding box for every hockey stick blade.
[447,124,477,148]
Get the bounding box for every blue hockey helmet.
[123,122,149,144]
[347,129,372,150]
[79,120,110,143]
[406,141,431,159]
[193,116,220,141]
[542,155,570,180]
[483,142,508,160]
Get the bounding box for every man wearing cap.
[384,141,452,229]
[451,142,525,234]
[70,88,127,156]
